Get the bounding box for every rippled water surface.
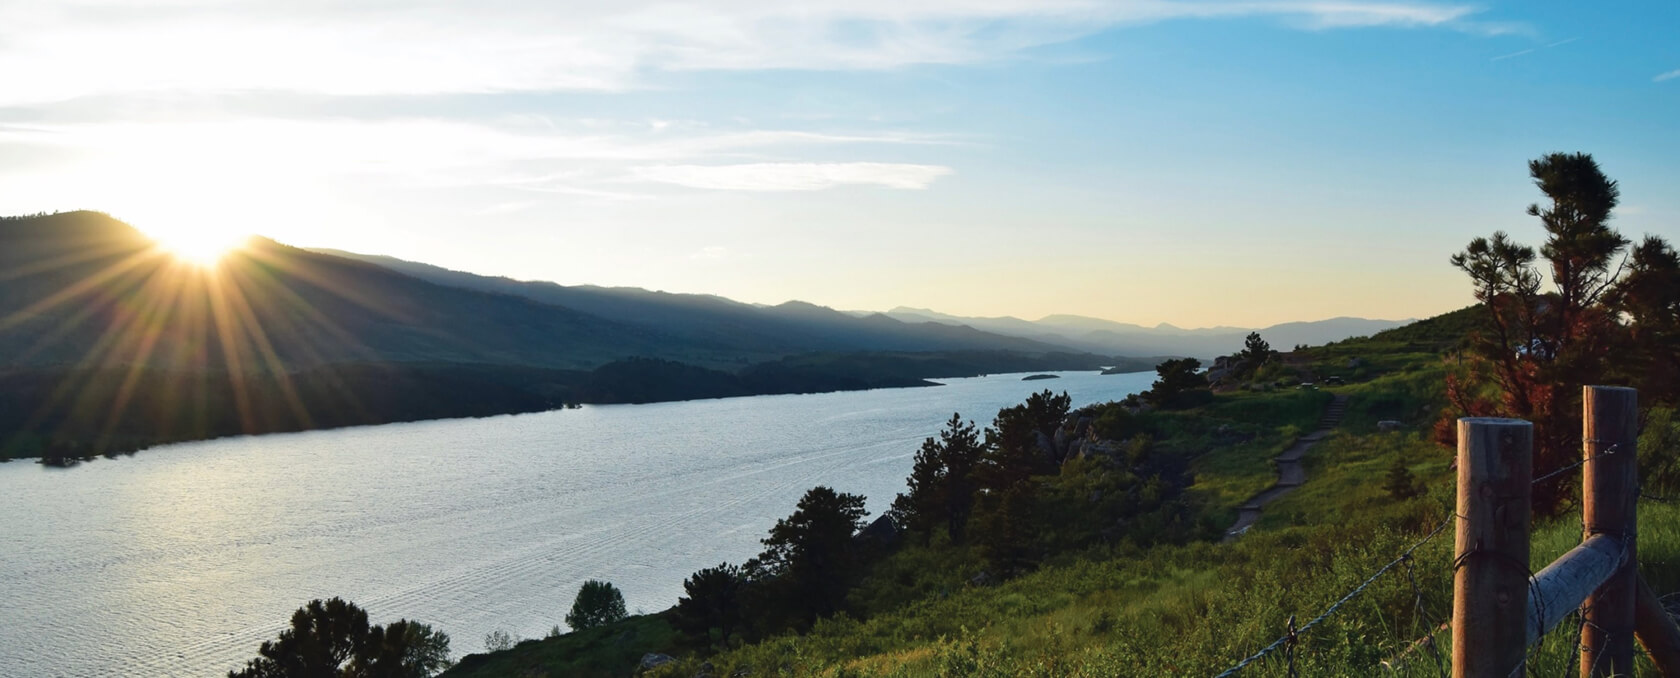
[0,370,1153,677]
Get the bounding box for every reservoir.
[0,370,1153,677]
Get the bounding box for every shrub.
[566,580,628,631]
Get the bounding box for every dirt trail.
[1222,394,1348,542]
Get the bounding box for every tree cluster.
[229,598,452,678]
[672,390,1202,650]
[1141,358,1212,410]
[672,486,870,645]
[1446,152,1680,513]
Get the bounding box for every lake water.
[0,370,1154,677]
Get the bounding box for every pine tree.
[1383,459,1421,501]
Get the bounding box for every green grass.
[440,613,679,678]
[631,474,1678,678]
[1131,388,1336,520]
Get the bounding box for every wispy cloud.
[1656,69,1680,83]
[631,162,953,191]
[0,116,956,205]
[0,1,1518,104]
[1490,35,1579,62]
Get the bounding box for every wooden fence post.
[1454,417,1534,678]
[1581,386,1638,677]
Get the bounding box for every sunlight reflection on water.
[0,370,1152,677]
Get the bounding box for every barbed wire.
[1212,516,1454,678]
[1214,433,1641,677]
[1579,617,1613,677]
[1400,554,1448,677]
[1561,610,1585,678]
[1641,491,1676,503]
[1531,443,1619,487]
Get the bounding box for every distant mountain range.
[306,248,1069,366]
[307,249,1408,362]
[873,308,1410,359]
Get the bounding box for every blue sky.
[1,1,1675,327]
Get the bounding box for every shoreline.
[7,369,1150,464]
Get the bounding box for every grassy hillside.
[442,305,1680,678]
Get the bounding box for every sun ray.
[0,247,161,334]
[96,265,194,450]
[214,265,313,429]
[204,267,258,433]
[242,245,412,324]
[228,249,377,362]
[0,238,152,283]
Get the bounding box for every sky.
[1,1,1676,328]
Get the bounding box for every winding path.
[1222,394,1348,542]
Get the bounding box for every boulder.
[640,653,676,670]
[1035,430,1058,463]
[854,514,901,548]
[1377,420,1404,432]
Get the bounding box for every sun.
[142,222,253,267]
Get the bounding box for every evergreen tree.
[973,485,1037,577]
[1611,237,1680,405]
[674,563,746,646]
[979,390,1071,492]
[1448,152,1651,513]
[1238,332,1274,377]
[1383,459,1421,500]
[890,413,983,544]
[753,486,869,624]
[1143,358,1209,410]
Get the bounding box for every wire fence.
[1211,438,1662,677]
[1211,517,1454,678]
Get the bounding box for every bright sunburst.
[144,224,252,267]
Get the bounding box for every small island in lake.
[1021,373,1060,381]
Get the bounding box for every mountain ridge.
[306,247,1079,361]
[879,306,1411,358]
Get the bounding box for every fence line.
[1211,517,1454,678]
[1215,385,1680,677]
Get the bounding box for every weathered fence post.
[1581,386,1638,677]
[1454,417,1534,678]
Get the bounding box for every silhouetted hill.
[309,248,1072,359]
[1,213,757,371]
